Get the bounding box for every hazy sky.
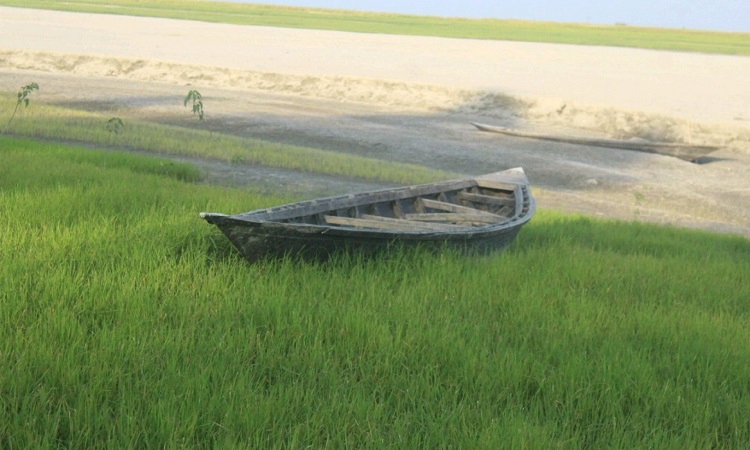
[216,0,750,32]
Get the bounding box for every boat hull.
[202,168,535,262]
[472,122,719,162]
[205,214,525,262]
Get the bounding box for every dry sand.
[1,6,749,237]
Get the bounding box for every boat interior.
[277,179,524,231]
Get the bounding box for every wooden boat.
[200,168,535,262]
[472,122,720,162]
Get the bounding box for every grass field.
[2,137,749,448]
[1,0,749,55]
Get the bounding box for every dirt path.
[1,7,749,237]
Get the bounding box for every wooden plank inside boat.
[457,191,515,207]
[324,215,460,231]
[475,179,518,192]
[360,215,464,230]
[404,212,498,225]
[420,198,503,220]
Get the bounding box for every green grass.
[2,137,749,448]
[1,0,749,55]
[0,93,452,186]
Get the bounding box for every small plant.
[184,90,204,121]
[106,117,125,137]
[2,82,39,134]
[229,154,245,166]
[633,191,646,218]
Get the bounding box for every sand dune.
[2,49,748,151]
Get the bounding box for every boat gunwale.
[236,179,479,222]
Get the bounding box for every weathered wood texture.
[201,168,535,262]
[472,122,719,162]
